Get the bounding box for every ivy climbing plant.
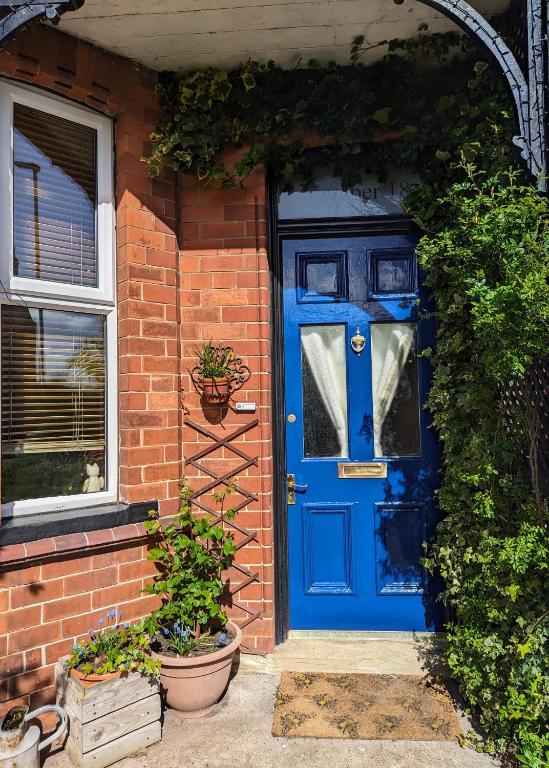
[147,30,548,765]
[411,169,549,764]
[146,31,516,192]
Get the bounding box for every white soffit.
[58,0,513,72]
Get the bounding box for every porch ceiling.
[57,0,512,73]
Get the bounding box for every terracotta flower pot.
[152,621,242,718]
[201,376,231,404]
[69,668,123,688]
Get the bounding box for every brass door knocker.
[351,327,366,355]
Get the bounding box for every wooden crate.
[55,661,161,768]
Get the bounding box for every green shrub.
[414,168,549,761]
[143,482,237,653]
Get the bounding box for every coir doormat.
[272,672,462,741]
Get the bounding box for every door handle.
[287,474,308,505]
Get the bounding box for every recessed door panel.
[302,503,354,594]
[374,502,426,595]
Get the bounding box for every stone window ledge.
[0,500,157,565]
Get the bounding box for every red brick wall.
[0,25,182,715]
[0,539,158,709]
[180,163,274,654]
[0,23,276,715]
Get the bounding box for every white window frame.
[0,80,117,517]
[0,79,115,304]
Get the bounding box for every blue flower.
[124,622,130,629]
[98,617,104,625]
[218,633,229,647]
[73,643,80,651]
[107,609,116,619]
[162,627,170,637]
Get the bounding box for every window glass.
[371,322,420,457]
[301,324,348,458]
[376,258,409,293]
[13,104,97,286]
[278,170,420,220]
[306,261,338,294]
[1,305,106,503]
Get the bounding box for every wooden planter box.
[55,661,161,768]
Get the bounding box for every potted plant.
[65,611,159,685]
[58,613,162,768]
[143,481,243,718]
[190,341,237,403]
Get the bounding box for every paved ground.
[45,672,500,768]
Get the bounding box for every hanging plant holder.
[191,345,250,404]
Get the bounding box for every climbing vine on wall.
[148,30,549,765]
[412,170,549,765]
[146,31,517,191]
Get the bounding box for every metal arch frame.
[0,0,84,46]
[401,0,547,188]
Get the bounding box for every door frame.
[267,176,422,644]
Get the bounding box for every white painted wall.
[58,0,511,71]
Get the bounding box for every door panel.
[283,233,441,632]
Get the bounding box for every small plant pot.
[152,621,242,718]
[201,376,231,404]
[69,667,123,688]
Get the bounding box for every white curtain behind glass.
[371,323,414,457]
[301,325,348,457]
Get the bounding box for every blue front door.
[283,232,441,631]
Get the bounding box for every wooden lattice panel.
[503,359,549,499]
[184,417,263,653]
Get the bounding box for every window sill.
[0,500,157,547]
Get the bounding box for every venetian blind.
[1,305,105,454]
[13,104,97,287]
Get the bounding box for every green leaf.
[436,149,451,162]
[241,71,256,92]
[147,547,167,560]
[372,107,391,125]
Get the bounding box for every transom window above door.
[0,81,116,517]
[278,169,421,220]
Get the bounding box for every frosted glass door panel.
[301,325,348,458]
[371,322,420,457]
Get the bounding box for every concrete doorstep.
[238,633,448,676]
[45,670,500,768]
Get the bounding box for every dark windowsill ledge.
[0,500,158,550]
